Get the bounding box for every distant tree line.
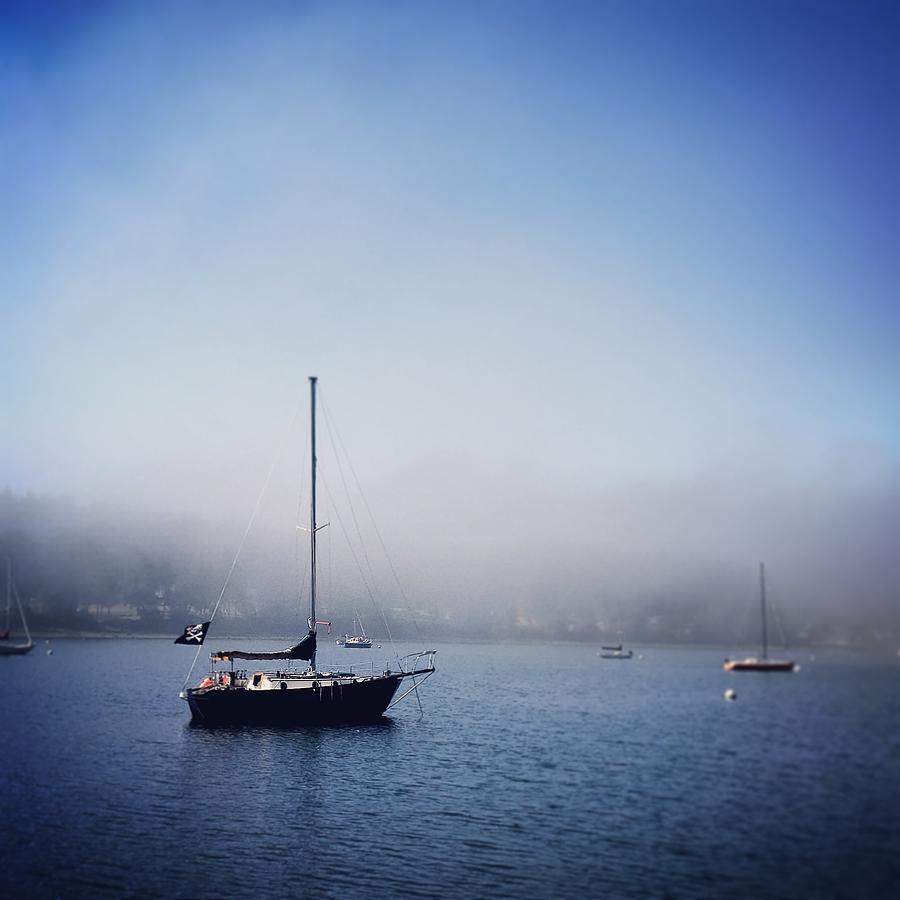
[1,489,896,651]
[0,491,239,633]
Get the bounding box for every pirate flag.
[174,621,211,646]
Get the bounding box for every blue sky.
[1,1,898,611]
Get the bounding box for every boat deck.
[197,669,397,692]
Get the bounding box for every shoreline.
[18,630,898,656]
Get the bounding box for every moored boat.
[336,612,372,648]
[723,657,794,672]
[337,635,373,649]
[178,376,435,725]
[723,563,795,673]
[599,643,633,660]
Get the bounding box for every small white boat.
[336,635,373,649]
[336,614,372,648]
[599,643,633,660]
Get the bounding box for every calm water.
[1,640,898,899]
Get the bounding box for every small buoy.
[724,688,736,701]
[638,654,644,660]
[46,649,53,656]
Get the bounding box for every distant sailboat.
[0,559,34,656]
[723,563,795,672]
[598,604,633,659]
[336,612,372,648]
[599,643,633,660]
[178,376,436,725]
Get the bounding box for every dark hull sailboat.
[723,658,794,672]
[723,563,795,673]
[180,376,435,726]
[0,642,34,656]
[186,671,406,726]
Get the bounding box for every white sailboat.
[178,376,436,725]
[599,643,633,660]
[0,559,34,656]
[336,611,372,648]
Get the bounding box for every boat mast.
[4,558,10,633]
[759,561,768,660]
[309,375,318,672]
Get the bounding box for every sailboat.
[336,611,372,649]
[599,643,633,660]
[723,562,795,672]
[0,559,34,656]
[598,604,633,658]
[179,376,436,725]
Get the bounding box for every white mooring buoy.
[724,688,737,701]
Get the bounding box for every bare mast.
[309,376,318,672]
[759,561,768,660]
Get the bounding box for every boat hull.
[723,658,795,672]
[185,673,405,726]
[0,642,34,656]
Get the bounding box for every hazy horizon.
[2,2,898,633]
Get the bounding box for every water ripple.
[1,641,899,898]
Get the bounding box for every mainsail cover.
[212,630,317,662]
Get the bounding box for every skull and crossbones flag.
[174,621,211,645]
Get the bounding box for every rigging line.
[320,391,425,646]
[294,423,310,610]
[294,505,312,640]
[319,395,408,657]
[410,668,425,719]
[771,600,788,648]
[319,396,379,600]
[3,563,9,634]
[318,471,377,604]
[318,469,399,662]
[181,399,304,693]
[12,581,31,644]
[318,392,401,658]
